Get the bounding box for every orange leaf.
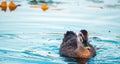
[41,3,49,11]
[0,1,7,12]
[8,1,17,11]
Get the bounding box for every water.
[0,0,120,64]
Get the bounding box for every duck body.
[60,31,96,59]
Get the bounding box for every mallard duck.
[60,30,96,58]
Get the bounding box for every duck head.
[63,31,77,42]
[64,31,76,38]
[79,30,89,47]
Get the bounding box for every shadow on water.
[28,0,63,5]
[86,0,104,3]
[0,34,19,39]
[28,0,53,5]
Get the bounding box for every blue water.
[0,0,120,64]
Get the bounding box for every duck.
[60,30,96,58]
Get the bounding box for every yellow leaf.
[8,1,17,11]
[41,3,48,11]
[0,1,7,12]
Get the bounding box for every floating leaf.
[41,3,49,11]
[0,1,7,12]
[8,1,17,11]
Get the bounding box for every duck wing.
[60,36,78,57]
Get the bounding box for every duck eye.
[79,34,82,37]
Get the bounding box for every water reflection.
[27,0,61,5]
[33,0,53,3]
[118,0,120,3]
[86,0,104,3]
[105,4,120,9]
[28,0,38,5]
[1,0,119,10]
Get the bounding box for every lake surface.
[0,0,120,64]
